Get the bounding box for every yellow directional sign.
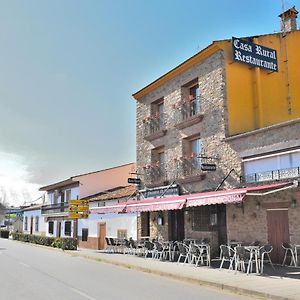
[68,199,89,219]
[69,200,82,205]
[69,199,89,205]
[69,212,89,219]
[69,205,89,212]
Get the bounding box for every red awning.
[186,181,295,208]
[125,197,186,213]
[91,181,296,214]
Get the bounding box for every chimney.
[279,6,298,32]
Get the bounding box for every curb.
[66,251,289,300]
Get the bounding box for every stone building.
[130,7,300,261]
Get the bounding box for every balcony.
[174,97,203,130]
[175,157,205,184]
[144,165,166,187]
[143,114,167,142]
[243,166,300,183]
[41,202,69,216]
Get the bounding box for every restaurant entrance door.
[168,210,184,241]
[267,209,290,263]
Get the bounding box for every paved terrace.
[65,247,300,300]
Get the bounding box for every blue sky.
[0,0,299,205]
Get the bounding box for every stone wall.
[136,50,241,194]
[227,188,300,245]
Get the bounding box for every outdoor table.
[245,245,260,274]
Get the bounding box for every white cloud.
[0,152,42,207]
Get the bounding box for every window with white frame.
[64,221,71,236]
[66,189,71,202]
[49,221,54,234]
[243,150,300,182]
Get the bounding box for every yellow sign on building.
[69,212,89,219]
[68,199,89,219]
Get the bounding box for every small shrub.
[11,233,77,250]
[61,238,77,250]
[51,238,62,248]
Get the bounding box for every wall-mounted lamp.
[157,214,164,226]
[255,201,261,210]
[291,199,297,209]
[232,213,236,220]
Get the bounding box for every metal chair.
[219,245,235,270]
[144,240,155,258]
[259,244,275,273]
[177,242,190,264]
[282,242,296,266]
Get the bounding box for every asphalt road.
[0,239,254,300]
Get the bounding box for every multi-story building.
[130,7,300,261]
[39,163,135,240]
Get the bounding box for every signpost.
[68,200,89,219]
[128,178,141,185]
[201,163,217,171]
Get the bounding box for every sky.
[0,0,299,206]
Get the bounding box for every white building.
[80,185,138,250]
[39,163,136,240]
[23,204,46,235]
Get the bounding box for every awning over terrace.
[91,181,296,214]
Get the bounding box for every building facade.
[23,205,46,236]
[132,7,300,261]
[79,185,138,250]
[39,163,136,240]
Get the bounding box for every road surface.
[0,238,254,300]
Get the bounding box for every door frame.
[98,222,106,250]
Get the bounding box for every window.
[60,191,65,203]
[191,206,210,231]
[53,191,59,204]
[24,216,28,231]
[189,84,201,115]
[35,216,39,232]
[141,212,150,237]
[158,151,165,178]
[66,190,71,202]
[244,150,300,182]
[49,221,54,234]
[151,98,164,130]
[117,229,127,239]
[82,228,88,241]
[64,221,71,236]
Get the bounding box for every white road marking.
[19,262,30,268]
[69,287,97,300]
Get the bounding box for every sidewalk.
[65,247,300,300]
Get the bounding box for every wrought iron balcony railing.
[41,202,69,215]
[174,97,202,128]
[175,157,203,180]
[243,166,300,183]
[143,114,166,141]
[144,166,166,186]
